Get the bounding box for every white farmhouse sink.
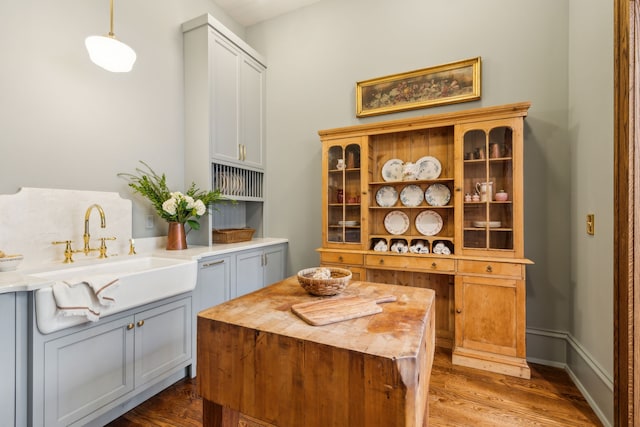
[31,256,197,334]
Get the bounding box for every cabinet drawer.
[457,260,523,278]
[320,252,363,266]
[366,254,455,273]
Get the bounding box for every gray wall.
[0,0,242,236]
[0,0,614,424]
[247,0,612,423]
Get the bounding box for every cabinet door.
[0,293,16,426]
[210,31,241,165]
[134,298,192,388]
[43,316,134,427]
[240,55,265,170]
[196,256,231,313]
[322,137,367,249]
[454,275,525,358]
[235,249,264,298]
[263,244,286,287]
[457,118,524,258]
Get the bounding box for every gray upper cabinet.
[183,14,266,175]
[183,14,267,246]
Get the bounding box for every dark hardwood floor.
[107,347,602,426]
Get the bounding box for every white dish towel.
[52,276,120,322]
[66,275,120,306]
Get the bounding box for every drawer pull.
[137,320,145,327]
[379,259,384,265]
[338,256,343,262]
[486,265,493,273]
[456,309,462,314]
[127,323,134,330]
[431,262,437,269]
[202,259,225,268]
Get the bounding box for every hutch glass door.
[462,125,514,254]
[326,143,362,245]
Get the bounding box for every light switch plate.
[586,213,595,235]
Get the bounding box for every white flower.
[194,199,206,215]
[184,195,196,209]
[162,198,177,215]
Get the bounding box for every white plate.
[339,220,359,226]
[376,186,398,207]
[416,156,442,180]
[381,159,404,182]
[400,185,424,207]
[473,221,502,228]
[384,210,410,235]
[415,210,443,236]
[218,173,227,193]
[424,183,451,206]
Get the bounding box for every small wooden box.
[212,228,255,244]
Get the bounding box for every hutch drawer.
[457,260,523,278]
[320,252,363,266]
[366,254,455,273]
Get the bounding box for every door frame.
[614,0,639,424]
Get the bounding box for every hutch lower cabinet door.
[453,273,529,379]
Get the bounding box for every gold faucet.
[83,204,106,255]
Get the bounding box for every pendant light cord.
[108,0,115,38]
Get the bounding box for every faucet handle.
[128,238,137,255]
[52,240,74,263]
[97,237,116,259]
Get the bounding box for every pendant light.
[85,0,136,73]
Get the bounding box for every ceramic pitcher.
[475,181,493,202]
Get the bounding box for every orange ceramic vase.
[166,222,187,250]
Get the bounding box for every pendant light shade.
[85,35,136,72]
[86,0,136,73]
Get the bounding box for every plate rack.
[212,163,264,201]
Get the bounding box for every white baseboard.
[525,327,613,427]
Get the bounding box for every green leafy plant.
[118,161,223,230]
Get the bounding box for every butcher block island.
[197,276,436,427]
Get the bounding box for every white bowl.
[0,255,23,272]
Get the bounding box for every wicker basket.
[297,267,352,296]
[212,228,255,244]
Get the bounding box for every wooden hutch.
[318,102,533,378]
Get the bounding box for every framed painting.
[356,57,481,117]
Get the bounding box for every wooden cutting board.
[291,294,397,326]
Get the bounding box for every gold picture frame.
[356,57,481,117]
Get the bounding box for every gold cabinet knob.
[431,262,437,269]
[456,309,462,314]
[379,259,384,264]
[338,256,343,262]
[486,265,493,273]
[127,323,134,330]
[137,320,145,327]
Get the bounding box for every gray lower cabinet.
[32,295,192,427]
[194,255,231,315]
[191,242,287,377]
[235,244,286,298]
[0,293,17,426]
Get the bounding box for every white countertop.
[0,237,288,294]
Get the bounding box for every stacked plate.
[424,183,451,206]
[400,185,423,207]
[415,210,443,236]
[384,211,410,235]
[376,186,398,207]
[380,156,442,182]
